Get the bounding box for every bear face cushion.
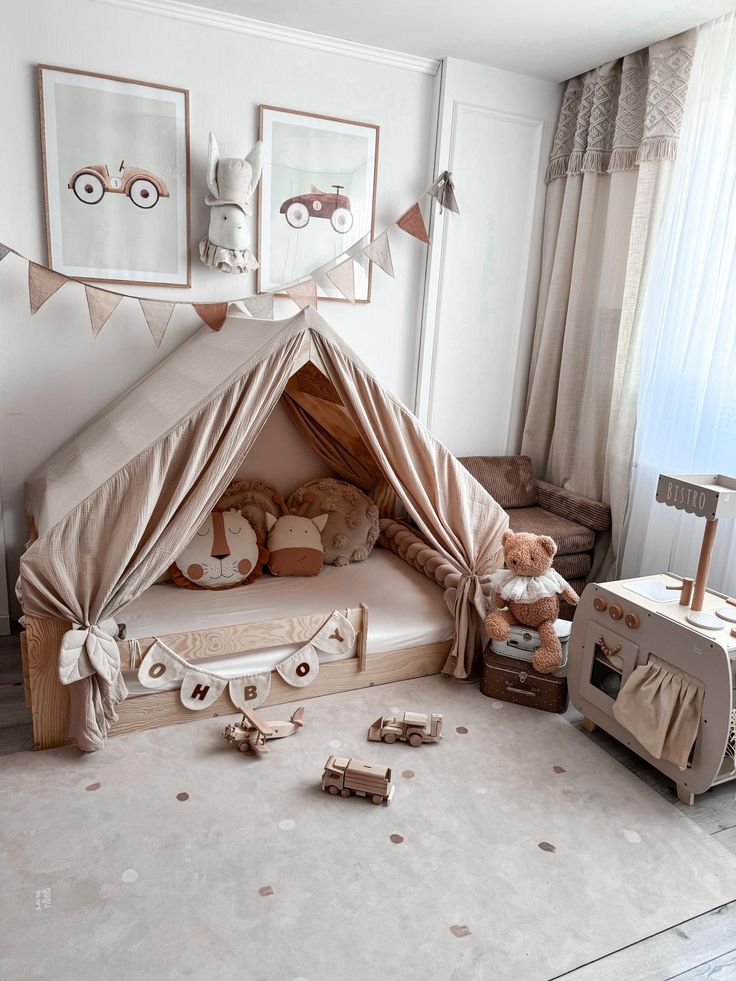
[170,509,268,590]
[286,478,380,567]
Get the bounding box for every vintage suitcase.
[481,651,569,713]
[489,619,571,669]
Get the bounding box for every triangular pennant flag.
[84,286,123,338]
[0,244,10,262]
[427,170,460,214]
[28,262,67,315]
[194,302,229,332]
[285,278,318,310]
[140,299,175,347]
[396,202,430,244]
[326,259,356,304]
[363,231,395,278]
[241,293,274,320]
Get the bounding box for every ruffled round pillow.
[287,478,380,566]
[214,478,281,540]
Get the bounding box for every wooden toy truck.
[367,711,443,746]
[321,756,395,804]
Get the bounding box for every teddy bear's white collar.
[489,568,568,604]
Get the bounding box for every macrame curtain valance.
[546,30,696,182]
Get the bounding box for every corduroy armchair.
[459,455,611,610]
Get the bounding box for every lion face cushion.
[171,509,268,590]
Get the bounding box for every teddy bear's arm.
[561,584,579,605]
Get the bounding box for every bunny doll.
[199,133,263,274]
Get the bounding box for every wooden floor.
[2,625,735,979]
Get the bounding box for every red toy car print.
[280,184,353,233]
[67,160,169,209]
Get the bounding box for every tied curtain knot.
[59,624,121,685]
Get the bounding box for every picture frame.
[258,105,379,303]
[38,65,191,287]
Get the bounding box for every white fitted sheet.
[120,549,453,695]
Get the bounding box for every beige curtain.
[21,310,508,749]
[522,30,696,576]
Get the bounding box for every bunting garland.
[85,286,122,337]
[363,231,395,278]
[285,278,318,311]
[140,300,175,347]
[29,262,66,315]
[396,202,430,244]
[0,169,457,345]
[326,258,356,304]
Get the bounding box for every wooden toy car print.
[280,184,354,233]
[367,711,443,746]
[321,755,395,804]
[222,707,304,755]
[68,160,169,209]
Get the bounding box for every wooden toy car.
[222,707,304,755]
[68,160,169,209]
[321,755,394,804]
[280,184,353,233]
[367,711,443,746]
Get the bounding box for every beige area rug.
[2,675,736,981]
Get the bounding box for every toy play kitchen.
[569,473,736,805]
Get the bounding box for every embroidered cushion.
[287,478,380,566]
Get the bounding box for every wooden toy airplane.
[222,706,304,755]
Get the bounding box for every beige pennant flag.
[84,286,122,338]
[363,231,395,277]
[241,293,274,320]
[140,299,175,347]
[396,202,430,244]
[28,262,67,315]
[194,302,229,331]
[285,278,318,310]
[0,244,10,262]
[326,259,356,304]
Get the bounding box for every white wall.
[0,0,561,621]
[0,0,437,614]
[416,58,561,456]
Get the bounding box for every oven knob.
[593,597,607,612]
[624,613,640,630]
[609,605,624,621]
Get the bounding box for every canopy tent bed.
[19,307,507,751]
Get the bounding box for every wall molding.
[92,0,441,75]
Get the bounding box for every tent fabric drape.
[21,308,507,749]
[522,29,696,578]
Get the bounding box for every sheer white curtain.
[621,13,736,594]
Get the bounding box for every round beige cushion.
[287,478,380,566]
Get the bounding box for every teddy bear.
[485,530,579,674]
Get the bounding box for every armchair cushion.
[535,480,611,533]
[507,506,595,555]
[459,455,537,509]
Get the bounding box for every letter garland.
[137,610,355,712]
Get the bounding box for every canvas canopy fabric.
[21,308,508,750]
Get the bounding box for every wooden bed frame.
[22,604,450,749]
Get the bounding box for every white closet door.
[416,58,561,457]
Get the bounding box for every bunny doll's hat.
[205,134,263,215]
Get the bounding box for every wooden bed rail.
[22,600,453,749]
[117,604,370,670]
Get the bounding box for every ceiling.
[170,0,733,80]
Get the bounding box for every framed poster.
[38,65,191,287]
[258,105,379,303]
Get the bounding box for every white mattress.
[120,549,453,694]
